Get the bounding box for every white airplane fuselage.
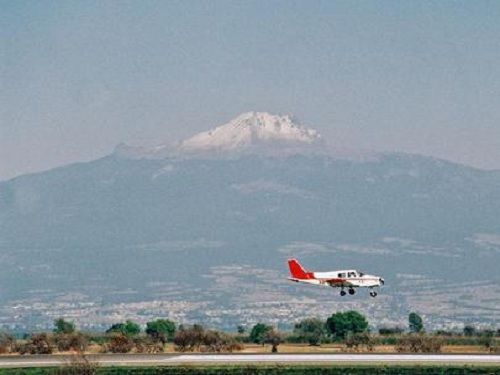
[287,259,384,297]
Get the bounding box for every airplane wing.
[322,278,352,287]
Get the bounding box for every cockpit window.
[348,272,356,278]
[359,272,364,276]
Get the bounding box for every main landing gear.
[340,288,356,296]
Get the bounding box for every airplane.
[287,258,384,297]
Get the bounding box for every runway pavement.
[0,353,499,368]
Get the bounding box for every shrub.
[173,325,205,352]
[133,336,164,353]
[52,353,99,375]
[378,326,404,335]
[344,332,374,352]
[0,332,15,354]
[18,333,53,355]
[54,333,89,352]
[104,334,135,353]
[478,335,494,351]
[173,325,243,352]
[395,334,442,353]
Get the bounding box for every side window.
[338,273,346,278]
[348,272,357,278]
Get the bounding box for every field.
[14,342,494,355]
[240,344,494,354]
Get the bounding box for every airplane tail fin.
[287,258,313,279]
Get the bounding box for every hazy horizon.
[2,1,500,180]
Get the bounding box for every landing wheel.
[370,291,378,297]
[340,290,346,296]
[348,288,355,295]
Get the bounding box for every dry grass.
[240,343,490,354]
[441,345,491,353]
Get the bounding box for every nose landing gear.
[369,290,378,297]
[348,288,355,295]
[340,289,346,296]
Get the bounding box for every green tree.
[326,311,368,339]
[106,320,141,337]
[249,323,272,345]
[53,318,76,334]
[408,312,424,333]
[145,319,176,343]
[463,325,476,337]
[293,318,326,345]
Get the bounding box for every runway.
[0,353,499,368]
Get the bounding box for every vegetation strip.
[1,313,498,357]
[1,366,500,375]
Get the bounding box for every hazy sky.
[2,0,500,180]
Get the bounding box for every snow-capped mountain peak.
[179,112,321,152]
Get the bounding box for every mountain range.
[1,112,499,330]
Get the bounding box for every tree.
[408,312,424,333]
[106,320,141,337]
[293,318,326,345]
[463,325,476,337]
[249,323,272,345]
[145,319,176,343]
[237,325,246,334]
[326,311,369,339]
[264,329,282,353]
[54,318,76,334]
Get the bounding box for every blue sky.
[2,1,500,179]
